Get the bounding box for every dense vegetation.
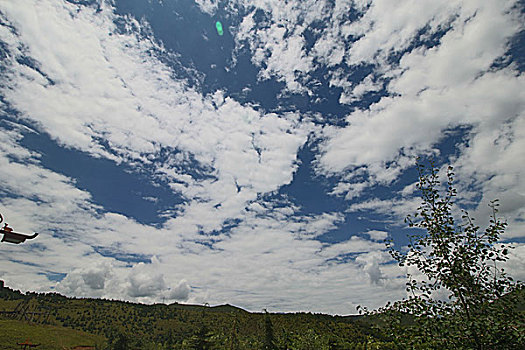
[0,284,393,349]
[361,162,525,349]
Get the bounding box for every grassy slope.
[0,319,107,350]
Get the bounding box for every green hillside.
[2,281,522,349]
[0,283,392,349]
[0,319,106,350]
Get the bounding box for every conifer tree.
[263,310,277,350]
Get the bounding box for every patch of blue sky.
[279,143,344,216]
[41,271,67,282]
[111,0,362,122]
[325,252,361,265]
[14,55,55,86]
[272,142,385,245]
[24,242,47,254]
[301,24,323,54]
[229,59,286,111]
[303,91,350,127]
[275,125,479,250]
[384,18,457,68]
[1,258,39,268]
[269,65,375,123]
[250,8,272,31]
[0,42,8,65]
[114,0,238,94]
[110,0,378,130]
[0,187,25,203]
[93,246,151,265]
[115,1,284,111]
[250,192,294,217]
[113,0,300,119]
[492,28,525,72]
[361,127,473,203]
[19,129,184,226]
[64,0,101,9]
[502,236,525,244]
[218,218,242,233]
[318,213,392,244]
[154,147,217,184]
[195,218,242,240]
[227,61,355,126]
[342,72,388,111]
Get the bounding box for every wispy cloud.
[317,0,525,241]
[0,0,523,314]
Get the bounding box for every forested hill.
[0,282,391,349]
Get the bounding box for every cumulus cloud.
[230,1,524,227]
[58,262,115,297]
[168,279,191,301]
[55,258,190,302]
[127,266,167,298]
[338,74,383,105]
[355,251,389,284]
[505,244,525,283]
[82,265,111,291]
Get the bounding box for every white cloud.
[505,244,525,283]
[365,230,388,241]
[0,0,314,233]
[168,279,191,301]
[194,0,219,15]
[0,0,403,315]
[312,33,345,68]
[233,0,328,93]
[82,264,111,290]
[58,262,117,297]
[338,74,383,105]
[241,18,314,93]
[55,258,190,302]
[318,1,525,229]
[230,0,524,201]
[1,0,523,316]
[355,250,390,284]
[451,112,525,239]
[344,0,459,66]
[127,262,167,298]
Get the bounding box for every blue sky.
[0,0,524,314]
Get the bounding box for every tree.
[361,161,524,349]
[111,332,130,350]
[263,310,277,350]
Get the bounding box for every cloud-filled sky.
[0,0,524,315]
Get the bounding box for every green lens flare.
[215,21,224,36]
